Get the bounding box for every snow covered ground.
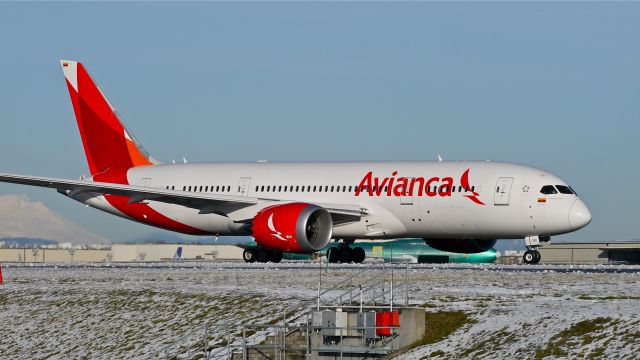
[0,262,639,359]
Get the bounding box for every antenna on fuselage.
[182,157,188,164]
[437,154,443,162]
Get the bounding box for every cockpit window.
[540,185,558,195]
[556,185,574,194]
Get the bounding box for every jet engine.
[252,203,333,253]
[424,238,497,254]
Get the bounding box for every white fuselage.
[78,160,591,240]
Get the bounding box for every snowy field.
[0,262,639,359]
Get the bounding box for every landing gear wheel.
[270,251,283,263]
[339,247,353,263]
[327,247,340,263]
[243,248,256,263]
[523,250,536,264]
[352,247,366,264]
[256,248,269,263]
[532,250,541,264]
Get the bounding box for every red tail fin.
[60,60,157,175]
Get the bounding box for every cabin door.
[494,177,514,206]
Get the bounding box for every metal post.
[349,276,353,305]
[340,331,343,360]
[391,265,394,312]
[227,324,232,360]
[359,285,363,313]
[390,246,393,310]
[203,323,208,359]
[381,263,385,304]
[306,313,311,359]
[242,326,247,360]
[282,312,286,360]
[317,282,321,311]
[405,263,409,307]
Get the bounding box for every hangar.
[538,242,640,265]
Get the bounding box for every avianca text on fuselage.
[355,168,485,205]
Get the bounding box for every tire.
[327,247,340,263]
[270,251,283,263]
[256,248,269,263]
[532,250,541,264]
[339,247,353,263]
[523,250,535,264]
[352,247,366,264]
[243,248,256,263]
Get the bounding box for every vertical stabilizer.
[60,60,158,176]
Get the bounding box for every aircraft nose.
[568,199,592,230]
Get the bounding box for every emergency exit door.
[237,177,252,196]
[494,177,514,206]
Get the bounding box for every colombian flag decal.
[538,198,547,203]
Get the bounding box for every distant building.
[539,242,640,265]
[0,244,243,263]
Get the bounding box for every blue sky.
[0,2,638,243]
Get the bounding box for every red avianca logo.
[355,168,485,205]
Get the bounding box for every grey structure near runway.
[539,242,640,265]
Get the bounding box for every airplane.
[238,238,498,264]
[0,61,591,265]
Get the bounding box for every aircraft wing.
[0,173,366,223]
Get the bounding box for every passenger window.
[227,186,231,192]
[471,186,475,192]
[556,185,574,194]
[540,185,558,195]
[331,186,334,192]
[284,186,287,193]
[349,186,352,192]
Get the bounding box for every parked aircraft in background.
[0,61,591,265]
[239,238,498,264]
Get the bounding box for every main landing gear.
[522,235,550,265]
[326,244,366,264]
[243,246,283,263]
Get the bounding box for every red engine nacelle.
[252,203,333,253]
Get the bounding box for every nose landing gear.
[522,236,548,264]
[523,249,541,264]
